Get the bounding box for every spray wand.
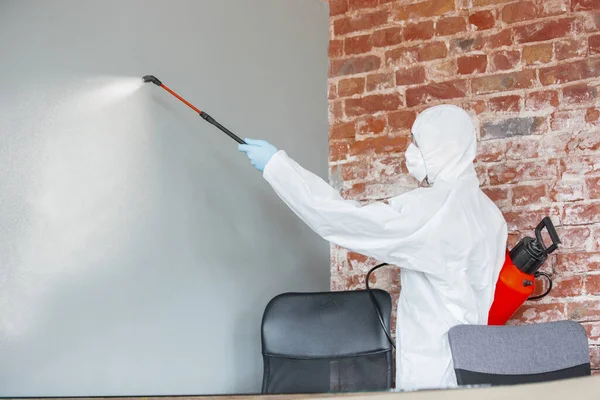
[142,75,246,145]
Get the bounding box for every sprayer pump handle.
[535,217,561,254]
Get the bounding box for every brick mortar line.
[328,53,598,84]
[329,37,595,66]
[331,190,600,204]
[329,5,591,23]
[327,102,600,119]
[328,111,600,126]
[328,54,600,84]
[329,10,595,39]
[330,152,600,163]
[477,144,600,155]
[329,72,600,101]
[525,293,600,302]
[331,44,594,73]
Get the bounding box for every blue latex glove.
[238,138,278,172]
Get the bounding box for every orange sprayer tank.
[488,217,560,326]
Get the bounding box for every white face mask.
[405,143,427,183]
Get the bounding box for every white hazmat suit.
[262,105,508,389]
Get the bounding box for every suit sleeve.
[263,151,436,272]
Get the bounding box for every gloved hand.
[238,138,278,172]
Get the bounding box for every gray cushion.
[448,321,590,375]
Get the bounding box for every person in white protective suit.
[239,104,508,389]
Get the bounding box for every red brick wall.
[326,0,600,371]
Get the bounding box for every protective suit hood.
[411,105,477,185]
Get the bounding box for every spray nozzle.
[142,75,162,86]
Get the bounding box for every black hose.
[528,271,553,300]
[366,263,396,349]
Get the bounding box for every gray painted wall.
[0,0,330,396]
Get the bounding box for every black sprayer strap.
[200,112,246,145]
